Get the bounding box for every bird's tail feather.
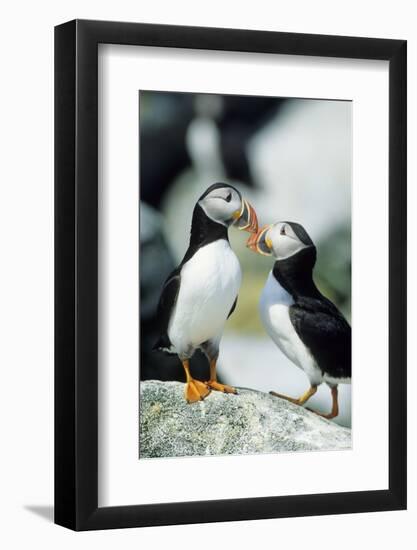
[152,334,176,355]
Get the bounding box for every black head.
[197,182,243,228]
[282,221,314,248]
[267,222,318,298]
[196,182,258,234]
[198,182,241,202]
[249,221,316,261]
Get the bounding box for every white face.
[265,222,311,260]
[198,186,242,226]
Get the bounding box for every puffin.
[153,183,258,403]
[247,221,351,419]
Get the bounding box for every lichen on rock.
[139,380,351,459]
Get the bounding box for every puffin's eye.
[225,192,232,203]
[280,225,286,235]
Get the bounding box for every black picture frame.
[55,19,407,531]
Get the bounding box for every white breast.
[168,240,241,355]
[259,271,323,385]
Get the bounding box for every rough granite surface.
[139,380,351,458]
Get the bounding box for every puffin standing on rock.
[247,221,351,419]
[153,183,258,403]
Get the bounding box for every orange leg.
[270,385,318,406]
[205,359,237,394]
[307,386,339,420]
[182,360,210,403]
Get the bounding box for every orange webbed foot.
[205,380,237,394]
[185,379,211,403]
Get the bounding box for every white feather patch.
[259,271,323,386]
[168,240,241,356]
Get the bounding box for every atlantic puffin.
[153,183,258,403]
[247,221,351,419]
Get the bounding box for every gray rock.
[139,380,351,458]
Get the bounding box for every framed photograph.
[55,19,406,530]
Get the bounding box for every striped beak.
[232,199,259,233]
[246,225,273,256]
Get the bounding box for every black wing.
[290,297,351,380]
[152,266,181,352]
[227,296,238,319]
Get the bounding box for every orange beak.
[246,225,273,256]
[233,199,259,234]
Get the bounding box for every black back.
[273,246,351,380]
[152,266,182,351]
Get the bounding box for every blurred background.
[139,91,352,427]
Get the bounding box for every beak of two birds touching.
[233,198,273,256]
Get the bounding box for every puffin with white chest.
[247,221,351,419]
[153,183,258,403]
